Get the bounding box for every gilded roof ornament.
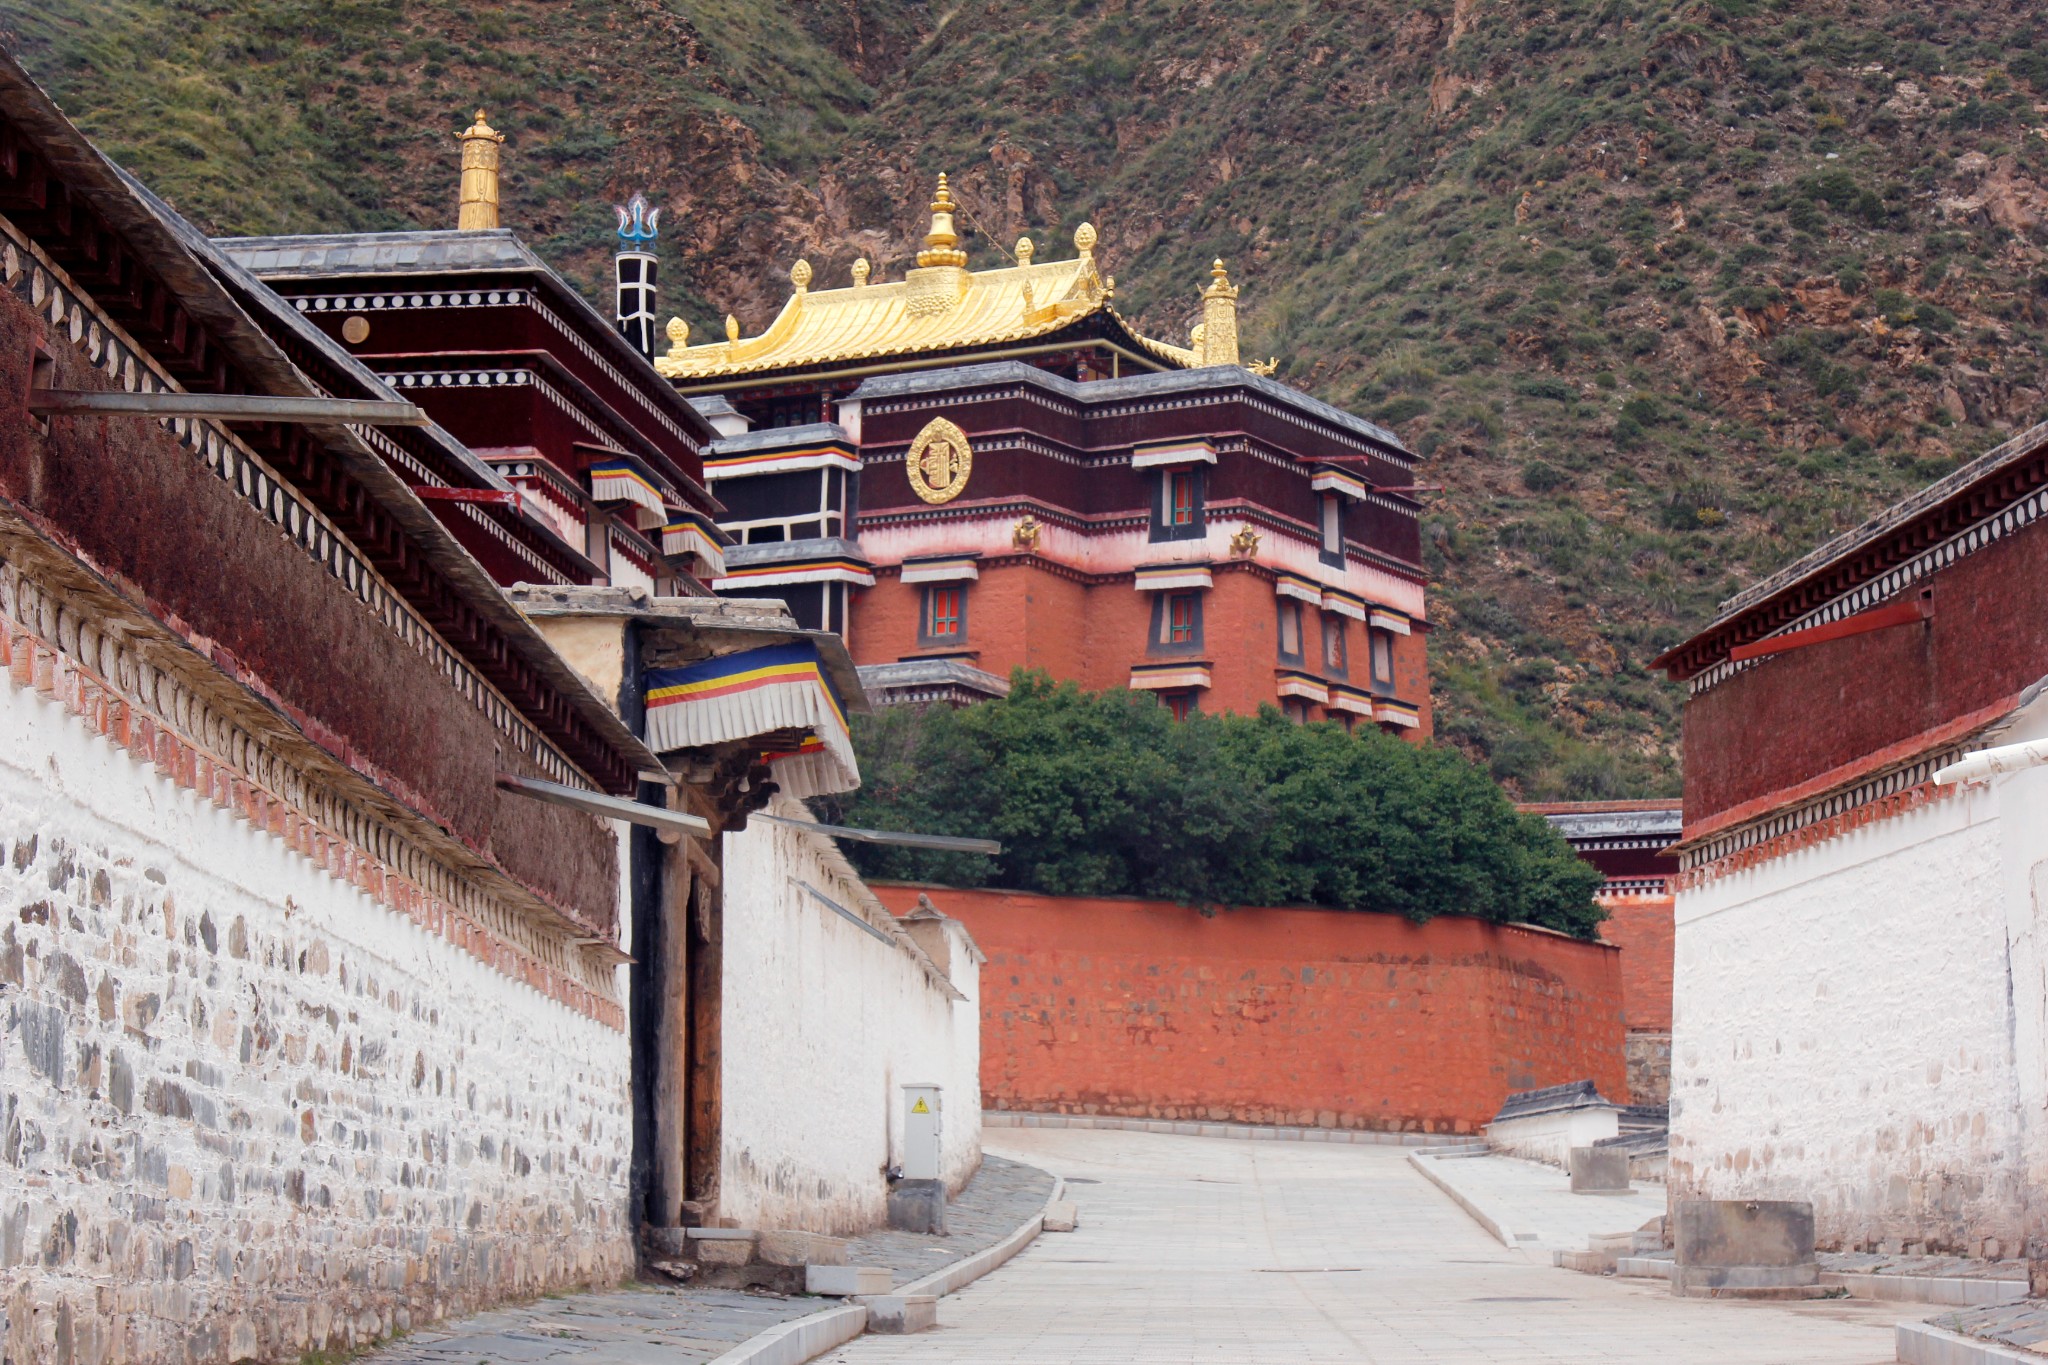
[851,257,871,288]
[1074,222,1097,259]
[1015,238,1034,267]
[1012,515,1043,550]
[791,259,813,292]
[725,314,740,343]
[665,317,690,359]
[916,173,968,270]
[1229,526,1261,557]
[1197,257,1241,368]
[456,110,506,232]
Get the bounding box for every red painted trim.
[1727,594,1930,663]
[412,485,525,514]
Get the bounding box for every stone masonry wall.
[0,633,634,1362]
[871,884,1625,1134]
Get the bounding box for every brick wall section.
[850,559,1432,736]
[0,617,632,1363]
[1599,891,1674,1034]
[870,885,1624,1132]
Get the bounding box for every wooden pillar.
[683,834,724,1222]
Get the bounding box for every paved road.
[822,1128,1912,1365]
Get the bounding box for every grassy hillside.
[11,0,2048,797]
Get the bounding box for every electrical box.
[902,1083,943,1182]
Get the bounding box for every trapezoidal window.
[921,585,966,645]
[1149,591,1204,654]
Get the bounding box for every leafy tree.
[814,673,1607,939]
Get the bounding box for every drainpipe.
[1931,739,2048,786]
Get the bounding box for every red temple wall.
[0,281,619,929]
[1599,892,1675,1034]
[848,561,1433,734]
[871,884,1628,1128]
[1684,521,2048,831]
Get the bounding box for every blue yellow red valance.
[644,642,858,798]
[589,460,669,528]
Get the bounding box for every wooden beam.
[1728,594,1932,664]
[29,390,430,426]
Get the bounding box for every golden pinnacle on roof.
[791,259,813,292]
[1074,222,1097,258]
[1015,237,1035,267]
[851,257,871,287]
[1198,257,1241,368]
[664,317,689,359]
[725,314,740,343]
[916,173,968,270]
[456,110,506,232]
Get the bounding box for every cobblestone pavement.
[366,1154,1052,1364]
[1931,1299,2048,1353]
[820,1128,1918,1365]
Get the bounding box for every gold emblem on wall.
[906,417,974,505]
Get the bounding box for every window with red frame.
[1169,469,1197,526]
[924,585,964,641]
[1322,615,1347,674]
[1164,690,1198,721]
[1166,593,1197,645]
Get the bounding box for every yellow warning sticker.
[911,1098,931,1114]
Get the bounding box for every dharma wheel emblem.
[906,417,973,505]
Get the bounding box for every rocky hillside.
[10,0,2048,798]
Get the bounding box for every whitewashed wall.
[719,798,981,1234]
[0,676,635,1363]
[1671,753,2046,1255]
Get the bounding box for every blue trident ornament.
[616,192,661,246]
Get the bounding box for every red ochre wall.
[870,884,1627,1130]
[1599,892,1675,1034]
[849,561,1434,737]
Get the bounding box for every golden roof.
[654,175,1216,384]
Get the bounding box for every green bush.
[818,673,1607,938]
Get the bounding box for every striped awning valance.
[662,512,729,577]
[645,642,858,798]
[590,461,668,527]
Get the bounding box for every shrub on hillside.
[815,672,1607,938]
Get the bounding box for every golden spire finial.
[725,314,740,344]
[664,316,689,359]
[1198,256,1241,367]
[851,257,871,287]
[1015,237,1034,267]
[916,172,968,270]
[790,259,813,292]
[456,110,506,231]
[1074,222,1097,258]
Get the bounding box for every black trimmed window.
[1150,467,1207,542]
[1148,592,1204,654]
[921,584,966,645]
[1322,615,1348,676]
[1370,628,1396,690]
[1163,690,1199,722]
[1318,495,1345,567]
[1281,697,1312,725]
[1277,599,1304,664]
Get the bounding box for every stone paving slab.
[1414,1150,1667,1251]
[1929,1300,2048,1357]
[1826,1252,2029,1283]
[365,1154,1054,1364]
[819,1129,1915,1365]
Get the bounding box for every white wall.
[1671,780,2033,1255]
[0,670,635,1363]
[718,798,981,1234]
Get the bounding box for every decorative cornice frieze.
[0,216,588,790]
[0,551,622,1024]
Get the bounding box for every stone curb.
[1896,1321,2047,1364]
[1821,1272,2028,1307]
[988,1111,1484,1148]
[1406,1151,1530,1249]
[704,1168,1068,1365]
[702,1303,869,1365]
[896,1174,1067,1299]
